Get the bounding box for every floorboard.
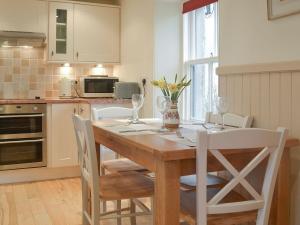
[0,178,152,225]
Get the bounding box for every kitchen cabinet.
[48,1,120,63]
[0,0,47,33]
[48,103,78,167]
[48,1,74,61]
[74,4,120,63]
[48,103,90,168]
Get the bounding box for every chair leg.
[100,167,107,213]
[130,199,137,225]
[117,200,122,225]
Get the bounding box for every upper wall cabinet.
[48,1,120,64]
[74,4,120,63]
[0,0,47,33]
[48,2,74,62]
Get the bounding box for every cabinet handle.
[76,52,79,58]
[51,51,54,56]
[80,108,84,114]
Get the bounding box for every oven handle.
[0,138,44,145]
[0,113,44,118]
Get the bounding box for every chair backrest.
[196,127,288,225]
[205,112,253,128]
[73,114,100,224]
[92,107,133,121]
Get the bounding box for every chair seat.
[180,188,257,225]
[180,174,227,190]
[102,158,148,173]
[99,172,154,201]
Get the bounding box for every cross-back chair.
[180,112,254,189]
[73,114,154,225]
[180,127,288,225]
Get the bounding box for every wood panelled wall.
[218,70,300,225]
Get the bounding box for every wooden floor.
[0,178,152,225]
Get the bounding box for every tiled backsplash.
[0,48,114,99]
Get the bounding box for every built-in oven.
[0,104,47,170]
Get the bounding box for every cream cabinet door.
[74,4,120,63]
[0,0,46,33]
[48,2,74,62]
[49,104,78,167]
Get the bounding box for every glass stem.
[133,109,138,122]
[222,114,225,129]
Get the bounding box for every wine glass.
[156,96,171,131]
[215,97,230,130]
[131,94,144,124]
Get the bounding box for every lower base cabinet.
[47,103,90,167]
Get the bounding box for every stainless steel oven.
[0,104,46,170]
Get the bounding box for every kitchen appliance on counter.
[79,76,119,98]
[114,82,141,99]
[59,77,74,98]
[0,104,47,170]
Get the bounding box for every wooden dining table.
[92,120,300,225]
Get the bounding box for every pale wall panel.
[279,73,292,130]
[260,73,270,129]
[250,74,261,128]
[242,75,251,117]
[269,73,280,130]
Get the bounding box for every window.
[183,3,218,121]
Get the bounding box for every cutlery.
[119,129,159,133]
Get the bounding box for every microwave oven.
[79,76,119,98]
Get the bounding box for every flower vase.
[164,102,180,129]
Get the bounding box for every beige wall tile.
[13,50,20,58]
[22,59,30,67]
[4,74,12,82]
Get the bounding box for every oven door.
[0,114,45,139]
[0,138,46,170]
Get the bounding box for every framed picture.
[268,0,300,20]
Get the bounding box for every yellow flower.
[158,79,167,89]
[168,83,178,93]
[151,80,159,86]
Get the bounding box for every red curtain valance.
[182,0,217,14]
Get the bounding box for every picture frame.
[268,0,300,20]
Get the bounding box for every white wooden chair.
[180,112,254,189]
[205,112,253,128]
[180,127,288,225]
[92,107,146,174]
[73,114,154,225]
[92,107,149,217]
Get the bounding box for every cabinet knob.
[80,108,84,114]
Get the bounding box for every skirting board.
[0,166,80,185]
[217,60,300,75]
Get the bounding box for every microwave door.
[82,79,115,98]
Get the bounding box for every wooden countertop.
[0,98,131,105]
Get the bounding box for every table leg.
[155,160,181,225]
[275,147,290,225]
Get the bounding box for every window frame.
[182,3,219,121]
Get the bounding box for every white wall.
[114,0,155,117]
[153,0,182,117]
[114,0,182,117]
[219,0,300,66]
